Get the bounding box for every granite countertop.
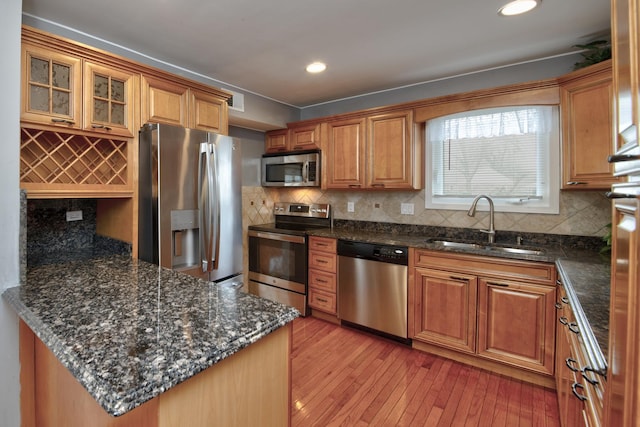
[556,254,610,375]
[2,255,299,417]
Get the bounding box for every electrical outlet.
[401,203,414,215]
[347,202,355,213]
[66,210,83,222]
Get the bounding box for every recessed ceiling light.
[498,0,540,16]
[306,62,327,73]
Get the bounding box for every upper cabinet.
[22,43,82,129]
[324,110,421,190]
[22,43,138,138]
[141,75,189,128]
[264,123,321,153]
[189,88,228,134]
[559,60,623,189]
[84,62,138,137]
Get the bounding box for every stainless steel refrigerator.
[138,123,243,285]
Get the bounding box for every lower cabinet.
[410,249,557,378]
[308,237,337,315]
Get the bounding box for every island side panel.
[158,323,293,427]
[19,320,36,427]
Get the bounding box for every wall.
[0,0,23,425]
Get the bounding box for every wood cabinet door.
[605,194,640,426]
[83,62,138,137]
[265,129,288,153]
[325,118,366,189]
[412,268,477,353]
[189,89,228,134]
[561,63,622,189]
[610,0,640,175]
[289,123,320,151]
[367,110,416,189]
[477,277,556,375]
[141,75,188,127]
[21,44,82,129]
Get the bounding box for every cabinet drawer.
[308,288,336,314]
[309,236,337,253]
[309,251,337,273]
[309,269,336,293]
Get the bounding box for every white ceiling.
[22,0,610,108]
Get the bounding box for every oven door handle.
[248,230,306,244]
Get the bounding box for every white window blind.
[426,105,560,214]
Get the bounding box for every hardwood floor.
[291,316,560,427]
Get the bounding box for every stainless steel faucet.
[467,195,496,244]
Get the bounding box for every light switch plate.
[401,203,414,215]
[347,202,355,213]
[66,210,83,222]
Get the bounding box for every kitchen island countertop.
[2,255,299,417]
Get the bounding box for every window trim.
[425,105,561,214]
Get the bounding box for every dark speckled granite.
[2,255,299,416]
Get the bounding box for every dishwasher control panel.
[337,240,408,266]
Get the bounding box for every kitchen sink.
[425,238,545,256]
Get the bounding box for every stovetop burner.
[248,202,332,235]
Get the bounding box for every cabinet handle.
[486,281,509,287]
[605,192,637,199]
[91,124,112,131]
[316,243,328,247]
[51,118,75,125]
[348,184,362,188]
[566,181,588,185]
[566,357,580,372]
[371,183,385,188]
[555,302,562,310]
[559,316,569,325]
[449,276,469,282]
[556,279,563,286]
[608,154,640,163]
[316,297,328,303]
[315,278,328,283]
[317,259,328,264]
[581,366,600,386]
[561,297,569,304]
[568,322,580,334]
[571,382,588,402]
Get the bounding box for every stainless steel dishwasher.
[337,239,409,339]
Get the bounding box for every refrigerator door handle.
[198,142,215,272]
[209,142,221,271]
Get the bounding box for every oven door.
[248,230,308,313]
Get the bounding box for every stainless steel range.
[248,202,331,316]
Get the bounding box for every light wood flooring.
[291,316,560,427]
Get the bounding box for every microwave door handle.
[210,142,221,271]
[303,161,309,183]
[198,142,214,273]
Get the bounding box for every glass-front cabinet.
[21,43,82,128]
[83,62,137,137]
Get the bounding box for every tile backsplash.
[242,187,610,237]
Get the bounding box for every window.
[425,105,560,214]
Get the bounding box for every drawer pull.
[581,367,600,386]
[561,296,569,304]
[559,316,569,325]
[571,382,588,402]
[316,297,328,303]
[51,118,75,125]
[567,181,588,185]
[315,278,328,283]
[487,281,509,287]
[566,357,580,372]
[555,302,562,310]
[568,322,580,334]
[317,259,328,264]
[316,243,329,247]
[450,276,469,282]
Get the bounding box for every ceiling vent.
[223,88,245,112]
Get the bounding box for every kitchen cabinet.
[188,88,229,134]
[308,236,337,315]
[84,61,138,137]
[264,123,321,153]
[324,117,366,189]
[412,267,477,353]
[410,249,556,381]
[21,43,82,129]
[559,60,622,189]
[477,276,555,375]
[141,75,189,127]
[324,110,421,190]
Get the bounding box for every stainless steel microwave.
[261,151,320,187]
